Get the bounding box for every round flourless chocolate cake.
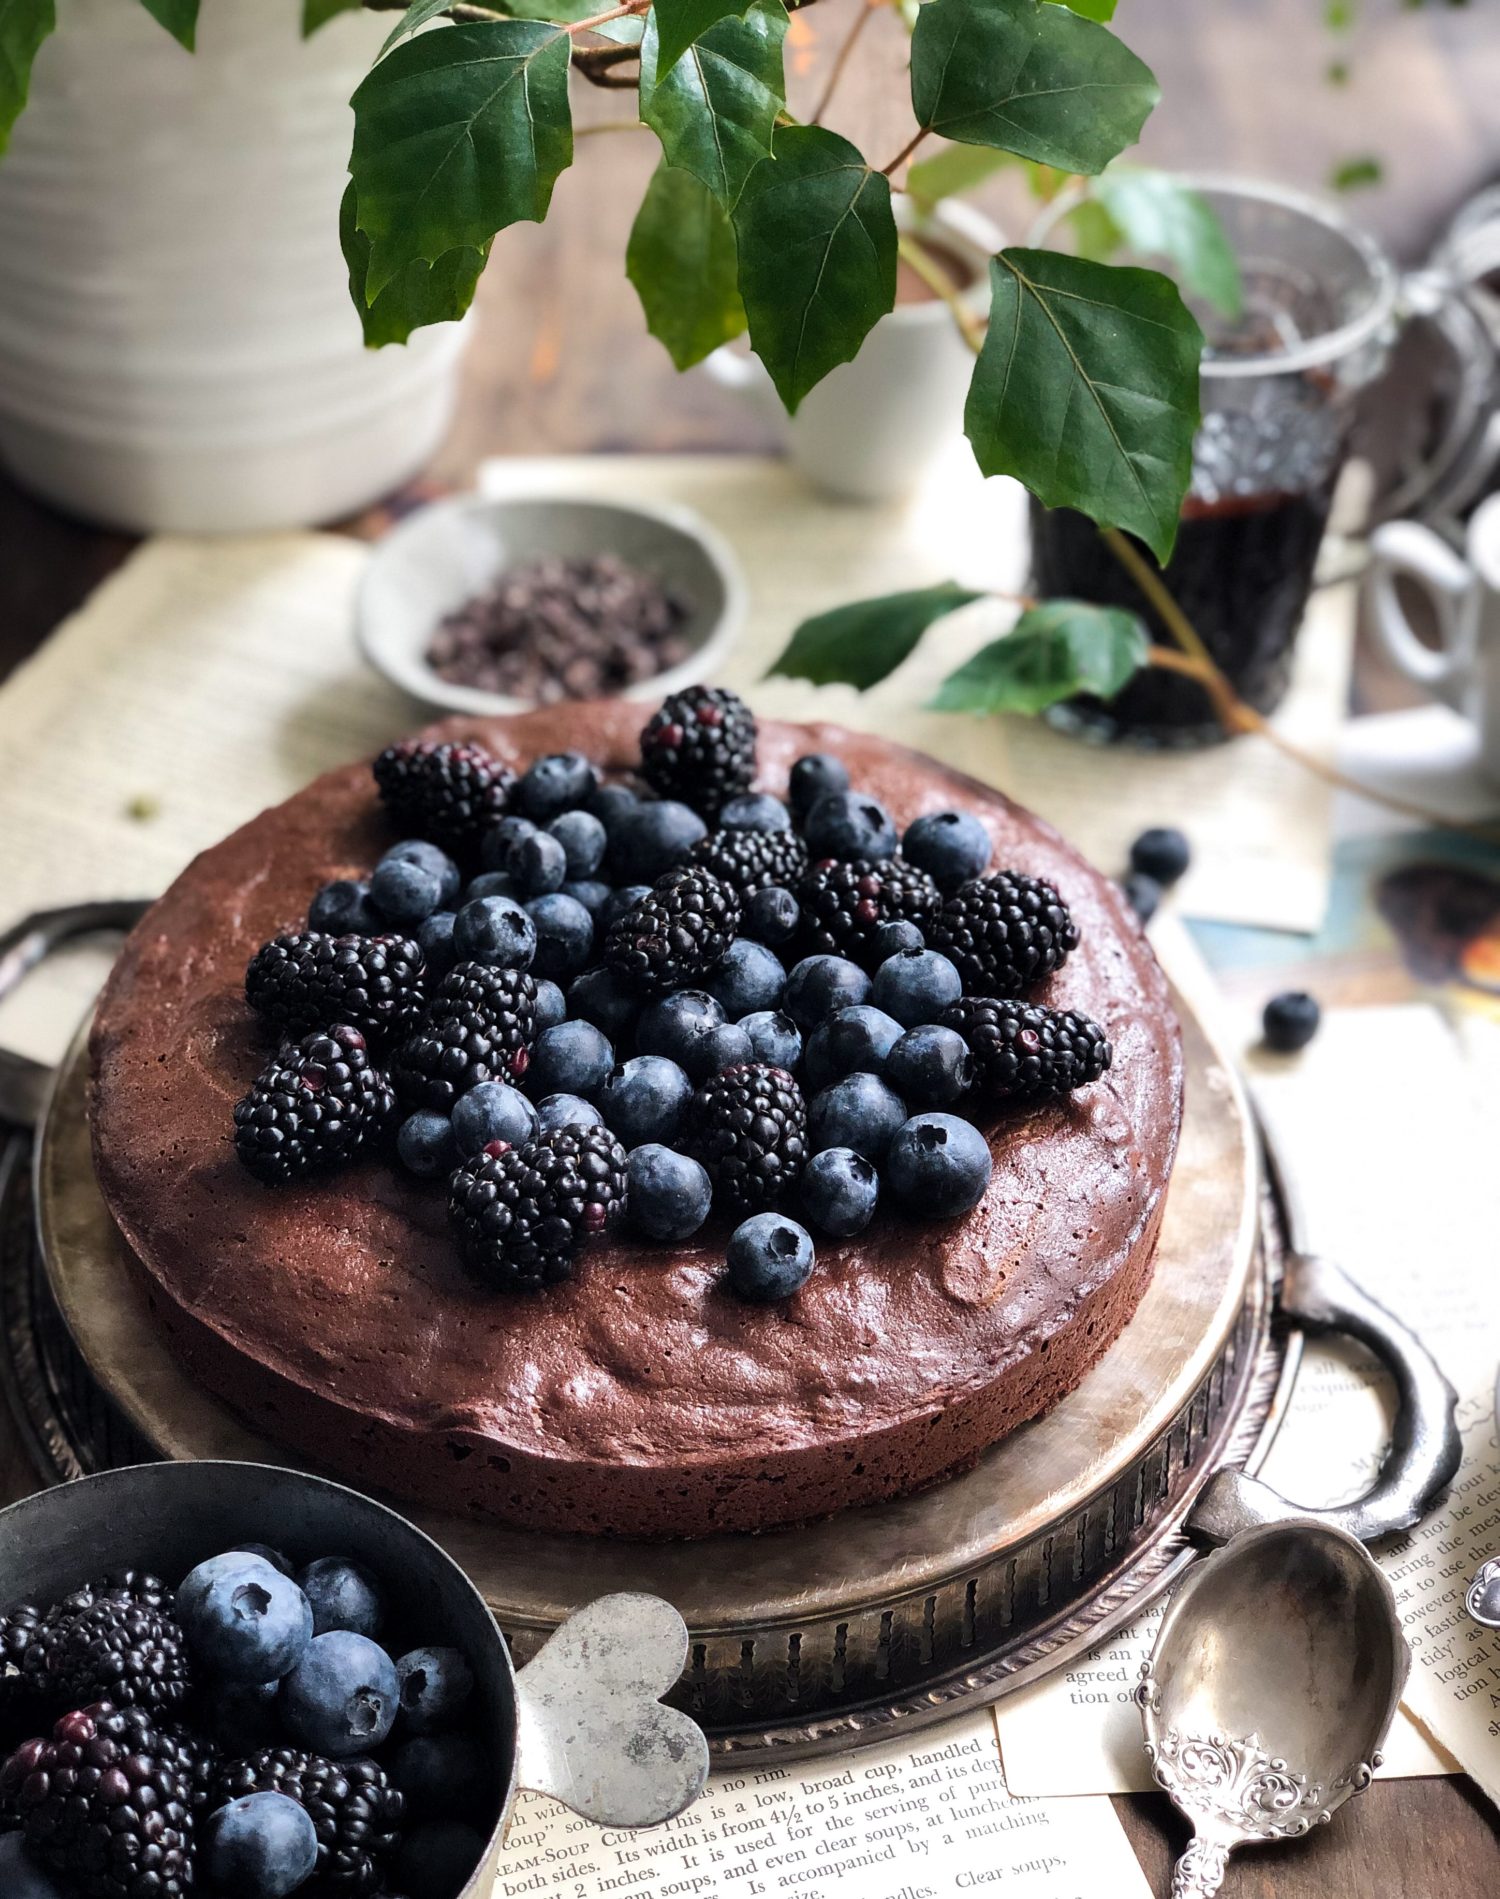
[89,704,1183,1537]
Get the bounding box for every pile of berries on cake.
[0,1549,486,1899]
[232,688,1112,1302]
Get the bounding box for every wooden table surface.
[0,0,1497,1891]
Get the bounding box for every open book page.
[997,991,1493,1796]
[481,453,1352,934]
[493,1711,1153,1899]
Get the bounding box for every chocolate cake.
[88,704,1182,1537]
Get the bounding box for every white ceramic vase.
[0,0,468,532]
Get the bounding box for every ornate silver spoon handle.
[1171,1839,1230,1897]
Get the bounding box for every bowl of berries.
[0,1461,707,1899]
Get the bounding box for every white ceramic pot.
[702,198,999,503]
[0,0,468,532]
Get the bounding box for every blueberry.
[1122,872,1162,923]
[179,1553,313,1682]
[418,910,458,977]
[239,1544,294,1576]
[788,752,851,821]
[902,810,992,888]
[514,831,568,897]
[562,878,611,918]
[637,989,725,1074]
[870,948,963,1028]
[452,1080,538,1156]
[536,1092,604,1131]
[800,1147,879,1238]
[699,1022,754,1074]
[809,1072,906,1162]
[525,892,594,981]
[282,1629,400,1757]
[1262,990,1320,1052]
[397,1111,459,1178]
[518,751,598,821]
[743,885,799,946]
[396,1645,475,1736]
[599,1056,692,1147]
[720,792,792,833]
[0,1830,70,1898]
[588,782,640,830]
[706,939,786,1017]
[803,790,898,863]
[886,1112,992,1217]
[453,895,536,970]
[309,878,379,935]
[370,856,444,925]
[528,1019,614,1098]
[608,800,706,883]
[803,1005,903,1091]
[1130,826,1191,886]
[394,1822,487,1899]
[298,1558,382,1638]
[738,1009,802,1069]
[568,965,641,1041]
[783,955,870,1029]
[463,871,517,903]
[600,882,653,935]
[885,1025,973,1107]
[726,1214,815,1302]
[205,1791,319,1899]
[382,839,461,906]
[872,918,925,959]
[392,1733,489,1822]
[548,808,607,879]
[532,978,567,1032]
[627,1143,714,1242]
[480,814,538,875]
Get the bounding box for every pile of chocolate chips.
[426,553,694,702]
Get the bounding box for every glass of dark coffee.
[1029,178,1398,746]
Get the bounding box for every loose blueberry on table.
[0,1543,485,1899]
[228,686,1116,1305]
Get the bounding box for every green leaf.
[768,583,985,691]
[652,0,756,77]
[349,19,573,304]
[929,600,1148,714]
[1330,154,1382,191]
[639,0,786,207]
[340,180,488,345]
[1090,169,1243,316]
[910,0,1157,176]
[906,142,1014,212]
[1063,195,1122,260]
[1050,0,1116,17]
[627,164,745,370]
[0,0,54,155]
[732,125,897,414]
[965,247,1201,564]
[377,0,455,54]
[304,0,364,33]
[137,0,198,49]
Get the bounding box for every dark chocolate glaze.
[89,707,1182,1537]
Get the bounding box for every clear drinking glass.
[1028,177,1399,747]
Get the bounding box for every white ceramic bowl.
[357,491,749,717]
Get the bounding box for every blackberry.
[941,997,1110,1103]
[604,867,741,993]
[797,858,941,967]
[692,825,808,896]
[246,933,427,1045]
[234,1026,396,1184]
[0,1602,40,1710]
[372,740,515,853]
[19,1598,191,1719]
[689,1063,807,1212]
[40,1574,174,1625]
[926,871,1079,996]
[5,1702,196,1899]
[449,1125,628,1292]
[638,686,756,817]
[391,964,538,1111]
[214,1747,404,1897]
